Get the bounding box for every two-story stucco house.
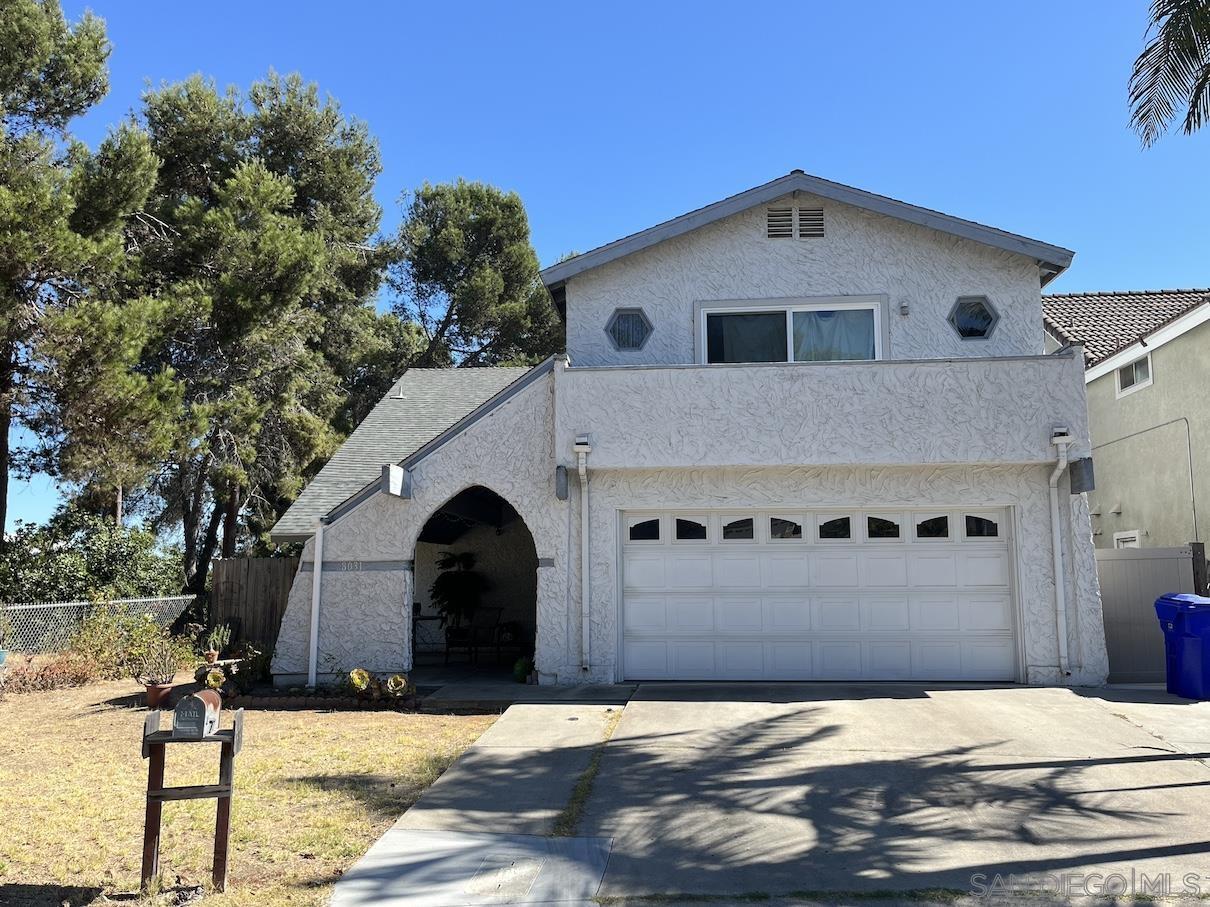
[1043,288,1210,550]
[269,171,1109,687]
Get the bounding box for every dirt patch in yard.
[0,675,495,906]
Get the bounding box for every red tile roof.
[1042,289,1210,367]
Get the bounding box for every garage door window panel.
[963,514,1000,539]
[914,514,950,541]
[722,517,755,541]
[817,515,853,542]
[674,516,709,542]
[866,514,902,541]
[627,516,662,543]
[769,516,804,540]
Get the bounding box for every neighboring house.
[270,171,1108,687]
[1043,289,1210,550]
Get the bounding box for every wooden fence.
[209,557,299,648]
[1096,543,1207,683]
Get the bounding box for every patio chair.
[444,606,503,664]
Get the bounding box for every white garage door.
[621,508,1017,681]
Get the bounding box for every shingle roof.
[271,366,535,540]
[1042,289,1210,367]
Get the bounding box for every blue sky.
[11,0,1207,528]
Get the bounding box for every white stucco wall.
[555,351,1090,470]
[272,354,1106,688]
[577,465,1107,686]
[271,371,574,685]
[564,192,1046,367]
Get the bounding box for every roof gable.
[271,366,535,540]
[1043,289,1210,367]
[540,171,1074,289]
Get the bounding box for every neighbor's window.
[703,301,880,364]
[1116,354,1152,398]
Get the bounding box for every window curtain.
[792,310,875,361]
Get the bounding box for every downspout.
[1049,429,1073,679]
[573,434,593,673]
[307,517,327,688]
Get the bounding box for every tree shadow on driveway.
[580,704,1210,898]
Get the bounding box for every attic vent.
[766,206,824,239]
[797,207,824,238]
[766,207,794,238]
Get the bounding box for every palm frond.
[1128,0,1210,146]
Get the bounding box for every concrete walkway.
[332,703,621,906]
[334,684,1210,905]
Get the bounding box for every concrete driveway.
[337,684,1210,904]
[590,684,1210,900]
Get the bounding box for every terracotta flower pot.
[145,683,173,709]
[205,650,219,664]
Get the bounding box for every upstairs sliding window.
[702,300,881,364]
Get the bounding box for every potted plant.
[428,552,488,628]
[205,624,231,663]
[137,640,181,708]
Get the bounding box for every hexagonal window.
[948,296,999,340]
[606,307,653,351]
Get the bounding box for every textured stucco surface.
[1084,323,1209,548]
[272,372,575,683]
[272,360,1106,687]
[564,192,1046,367]
[556,352,1091,470]
[580,465,1107,686]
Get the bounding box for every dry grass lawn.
[0,675,495,906]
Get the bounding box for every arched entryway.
[412,486,538,678]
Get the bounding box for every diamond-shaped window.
[948,296,999,340]
[606,307,653,351]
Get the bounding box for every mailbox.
[172,689,222,739]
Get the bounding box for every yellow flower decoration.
[386,674,408,696]
[349,667,371,691]
[205,669,225,690]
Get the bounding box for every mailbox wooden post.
[141,694,244,893]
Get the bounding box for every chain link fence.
[0,595,196,654]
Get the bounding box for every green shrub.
[513,655,534,684]
[68,609,194,680]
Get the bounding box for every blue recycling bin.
[1154,593,1210,699]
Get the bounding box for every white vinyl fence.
[0,595,195,654]
[1097,543,1208,683]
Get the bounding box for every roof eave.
[540,171,1074,289]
